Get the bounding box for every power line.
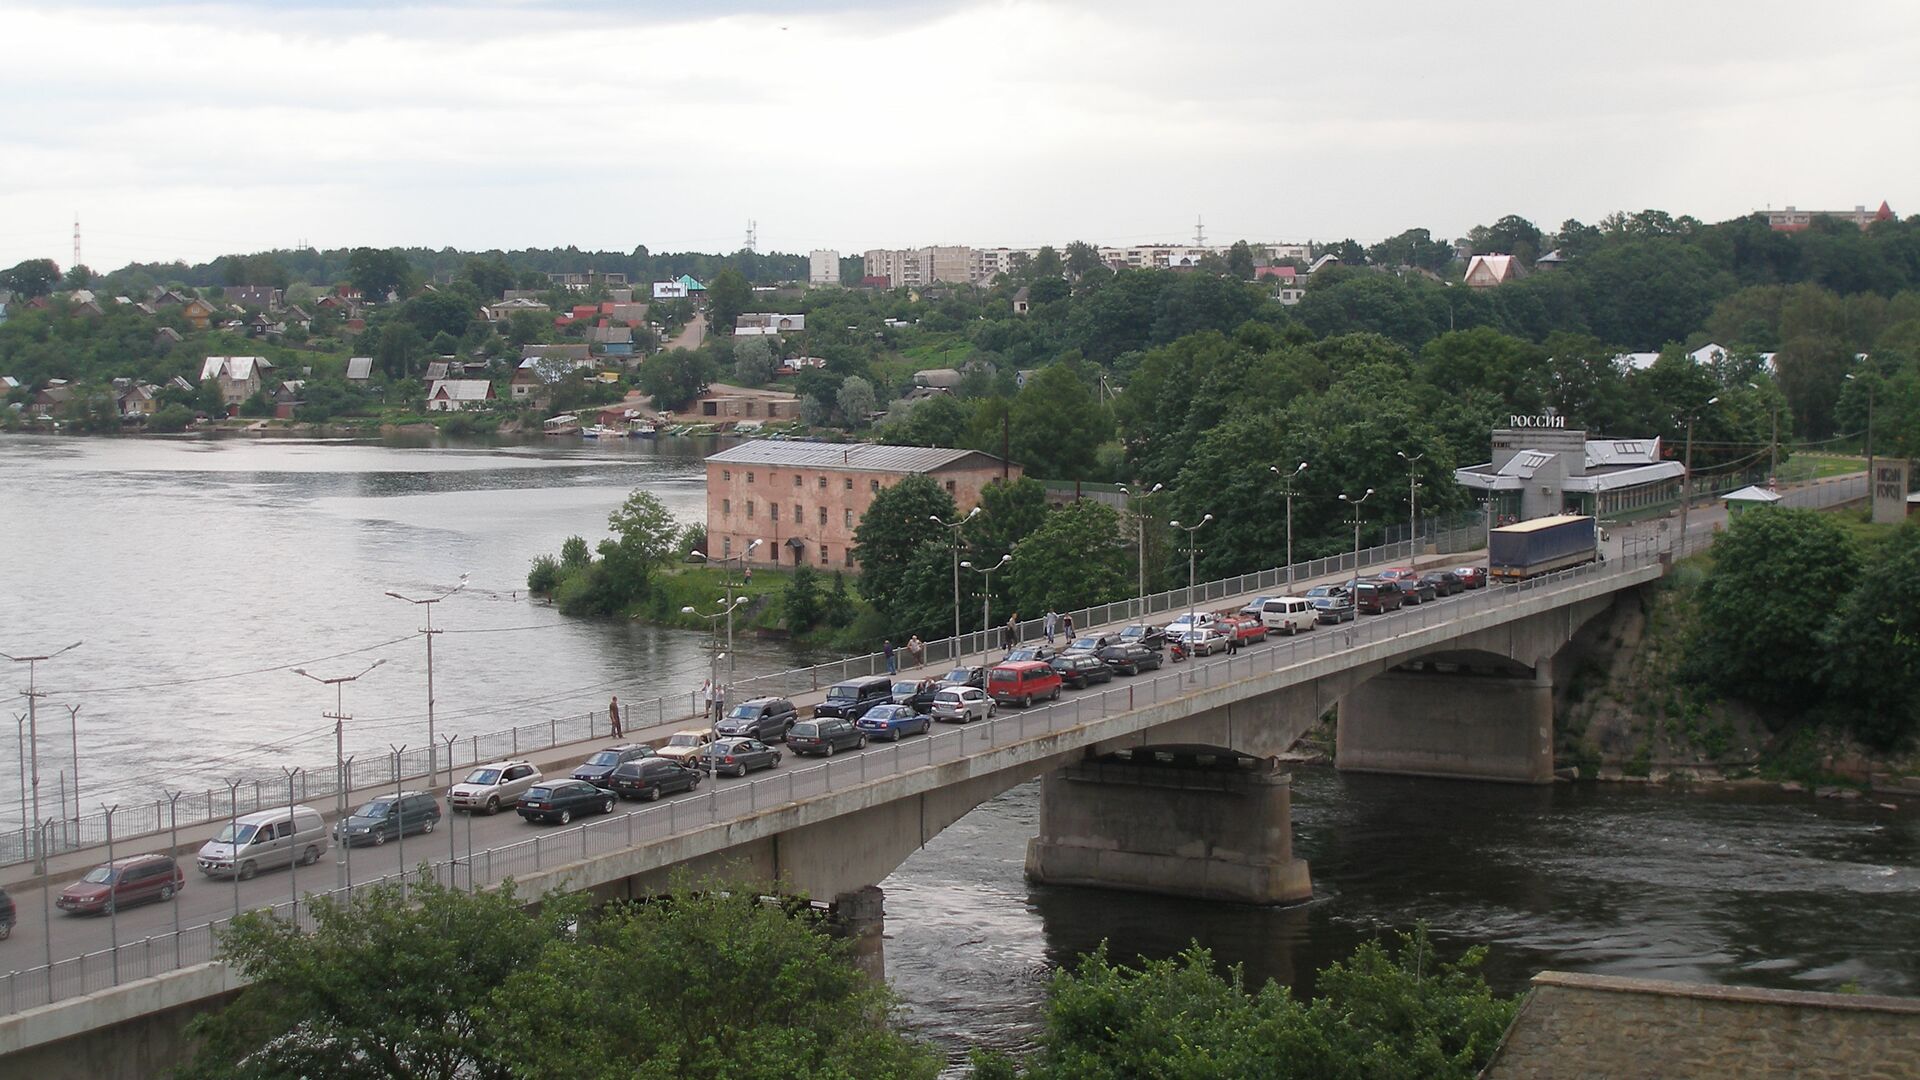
[60,635,415,696]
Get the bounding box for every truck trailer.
[1488,514,1598,581]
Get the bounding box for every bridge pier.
[1024,754,1311,905]
[1337,660,1555,784]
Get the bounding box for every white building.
[808,250,841,286]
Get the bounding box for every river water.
[3,435,1916,1063]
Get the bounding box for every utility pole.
[1118,483,1163,620]
[961,555,1012,666]
[1678,396,1719,552]
[932,508,981,659]
[1397,450,1424,554]
[1339,490,1376,598]
[3,641,82,871]
[1270,464,1306,591]
[386,574,466,788]
[294,659,387,887]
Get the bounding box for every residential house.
[167,375,196,394]
[1308,253,1342,274]
[733,313,805,337]
[426,379,497,411]
[511,352,595,400]
[522,343,592,362]
[1254,265,1298,284]
[652,280,689,300]
[485,297,551,323]
[608,302,649,325]
[1011,286,1031,315]
[225,285,283,310]
[114,380,159,418]
[181,298,217,330]
[272,380,306,419]
[151,289,190,308]
[588,324,635,356]
[1,375,19,395]
[199,355,274,405]
[1533,249,1567,270]
[344,356,374,383]
[1464,254,1523,288]
[672,382,799,424]
[69,299,105,319]
[705,442,1020,571]
[1688,343,1732,366]
[32,381,73,417]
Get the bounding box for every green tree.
[1686,509,1861,711]
[637,349,714,411]
[965,476,1050,563]
[1823,522,1920,748]
[733,336,777,386]
[1063,240,1104,280]
[836,374,877,427]
[347,247,416,301]
[1226,240,1257,280]
[0,257,61,298]
[61,263,95,290]
[375,321,427,380]
[823,571,857,627]
[785,562,823,631]
[463,257,515,299]
[852,475,957,614]
[1368,227,1456,272]
[1006,501,1130,615]
[1009,360,1113,480]
[1467,214,1544,265]
[561,535,592,570]
[705,268,752,334]
[879,393,969,447]
[505,310,548,348]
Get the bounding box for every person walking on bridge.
[701,679,715,720]
[906,634,924,668]
[884,639,897,675]
[609,695,623,736]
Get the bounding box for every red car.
[1452,566,1488,589]
[1218,615,1269,647]
[1376,567,1418,583]
[58,854,185,915]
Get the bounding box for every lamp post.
[960,555,1011,666]
[1750,381,1779,484]
[1117,482,1163,619]
[1845,372,1875,486]
[1397,451,1424,554]
[385,573,467,789]
[690,540,760,693]
[293,658,387,887]
[930,507,981,658]
[1338,490,1375,598]
[1169,515,1213,650]
[1269,463,1306,591]
[682,597,745,697]
[2,641,82,871]
[1678,396,1719,550]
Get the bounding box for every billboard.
[1871,460,1911,525]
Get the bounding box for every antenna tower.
[744,219,758,252]
[1194,215,1205,248]
[73,214,82,270]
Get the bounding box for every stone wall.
[1481,971,1920,1079]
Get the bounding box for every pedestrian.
[1007,612,1020,646]
[608,695,622,736]
[907,634,924,667]
[1062,613,1075,641]
[743,566,753,586]
[713,684,726,721]
[1044,610,1057,643]
[701,678,714,720]
[884,638,897,675]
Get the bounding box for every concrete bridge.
[0,546,1669,1075]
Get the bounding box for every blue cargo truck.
[1488,514,1598,581]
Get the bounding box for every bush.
[527,554,562,594]
[149,404,195,433]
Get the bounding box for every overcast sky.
[2,0,1915,272]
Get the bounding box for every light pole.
[293,659,387,887]
[930,507,981,658]
[1678,396,1719,550]
[682,597,745,698]
[1338,489,1375,598]
[385,573,467,789]
[1169,515,1213,646]
[1845,372,1875,485]
[2,641,82,870]
[1750,381,1779,484]
[690,540,760,693]
[1269,463,1306,591]
[1118,482,1163,619]
[1397,451,1424,554]
[960,555,1011,666]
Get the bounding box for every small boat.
[630,421,657,438]
[543,414,582,436]
[582,424,626,439]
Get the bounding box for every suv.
[814,677,894,720]
[608,757,702,801]
[1097,642,1161,675]
[449,760,542,815]
[57,854,184,915]
[334,791,442,846]
[715,697,799,741]
[787,717,868,756]
[931,686,995,723]
[1354,580,1404,615]
[570,744,656,787]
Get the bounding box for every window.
[723,537,732,556]
[844,509,854,528]
[820,545,829,564]
[870,480,880,492]
[746,473,755,484]
[818,476,827,489]
[845,549,854,567]
[793,504,802,522]
[946,480,957,494]
[794,475,802,488]
[770,504,779,522]
[722,498,731,515]
[844,478,853,490]
[818,506,827,525]
[747,500,756,518]
[723,469,731,481]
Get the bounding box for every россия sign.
[1507,414,1567,428]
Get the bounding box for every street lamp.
[690,538,762,600]
[930,507,981,657]
[2,641,82,871]
[1678,396,1719,550]
[1269,463,1306,591]
[1845,372,1875,486]
[682,596,746,695]
[385,573,467,789]
[1749,382,1780,484]
[1397,451,1424,554]
[1168,515,1213,649]
[1338,490,1375,597]
[960,555,1011,667]
[293,658,387,886]
[1117,482,1163,619]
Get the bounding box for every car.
[889,679,943,713]
[814,677,894,719]
[1096,643,1161,675]
[57,854,184,915]
[788,717,868,756]
[1165,611,1217,637]
[1453,566,1488,589]
[449,760,543,815]
[987,660,1063,707]
[1177,627,1230,656]
[656,729,716,766]
[856,704,932,741]
[1259,597,1317,636]
[1049,653,1114,688]
[1062,635,1113,655]
[1312,595,1356,623]
[1377,567,1418,583]
[1116,623,1167,651]
[1238,596,1278,617]
[516,780,616,824]
[333,791,441,847]
[198,806,329,878]
[0,885,13,939]
[697,737,782,776]
[1005,645,1055,664]
[930,686,996,723]
[607,757,703,801]
[1353,580,1404,615]
[1305,583,1349,600]
[937,666,987,690]
[1385,577,1437,604]
[1219,614,1270,646]
[714,697,799,741]
[570,744,656,786]
[1421,570,1463,597]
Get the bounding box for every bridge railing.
[0,549,1665,1015]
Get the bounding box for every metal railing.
[0,549,1665,1014]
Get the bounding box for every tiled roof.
[706,442,1008,474]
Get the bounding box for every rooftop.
[706,442,1011,474]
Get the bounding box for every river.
[3,434,1916,1066]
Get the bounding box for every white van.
[198,805,329,880]
[1260,597,1317,636]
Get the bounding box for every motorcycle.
[1168,638,1188,663]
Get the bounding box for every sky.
[2,0,1916,272]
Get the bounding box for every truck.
[1488,514,1598,581]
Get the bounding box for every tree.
[347,247,416,302]
[1467,214,1544,265]
[785,563,824,631]
[1367,228,1455,272]
[1006,501,1130,615]
[1063,240,1104,280]
[463,257,515,299]
[879,393,969,447]
[0,257,60,298]
[60,263,95,290]
[705,268,752,334]
[836,375,877,427]
[965,476,1050,561]
[1686,509,1861,712]
[637,350,714,411]
[375,321,427,380]
[1822,522,1920,749]
[1009,360,1113,480]
[402,290,478,340]
[1226,240,1257,280]
[852,475,957,614]
[733,336,777,386]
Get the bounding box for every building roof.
[1723,485,1783,503]
[200,355,272,381]
[1585,438,1662,469]
[344,356,373,380]
[706,442,1011,475]
[429,379,495,401]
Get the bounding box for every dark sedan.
[856,704,932,741]
[715,697,799,741]
[1096,643,1162,675]
[1305,583,1349,599]
[696,737,782,777]
[1116,623,1167,651]
[571,743,656,786]
[1049,653,1114,688]
[1312,595,1356,623]
[1388,577,1437,604]
[515,780,616,824]
[787,718,868,757]
[889,679,943,713]
[938,666,986,690]
[1421,571,1463,597]
[607,757,703,801]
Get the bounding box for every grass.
[1778,452,1864,482]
